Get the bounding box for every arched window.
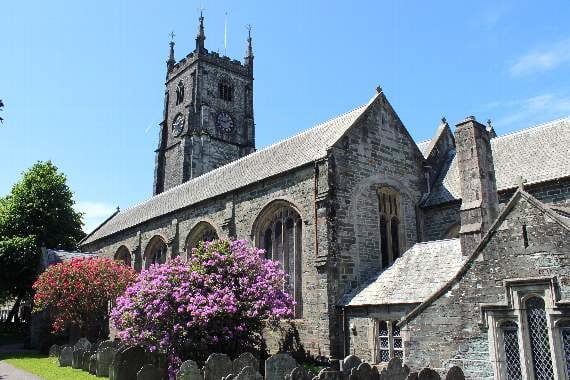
[176,81,184,105]
[218,81,233,101]
[144,236,167,269]
[526,297,554,380]
[114,246,131,267]
[377,187,402,269]
[254,201,303,318]
[185,222,219,257]
[501,321,522,380]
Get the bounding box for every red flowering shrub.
[33,257,137,334]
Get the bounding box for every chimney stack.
[454,116,499,255]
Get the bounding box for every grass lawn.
[0,352,100,380]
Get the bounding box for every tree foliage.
[33,257,137,334]
[111,239,293,374]
[0,161,84,249]
[0,236,38,301]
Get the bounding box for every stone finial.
[245,24,254,64]
[517,175,526,191]
[196,9,207,53]
[465,115,476,122]
[376,85,383,94]
[486,119,497,138]
[167,31,176,71]
[441,116,448,126]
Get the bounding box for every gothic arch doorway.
[253,200,303,318]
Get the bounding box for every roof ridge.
[494,116,570,140]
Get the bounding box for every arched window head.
[114,246,131,267]
[185,222,218,257]
[176,81,184,105]
[526,297,554,380]
[144,236,167,269]
[254,201,303,318]
[377,187,402,269]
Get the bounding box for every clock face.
[172,114,184,136]
[216,112,234,133]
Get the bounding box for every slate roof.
[341,239,466,306]
[42,249,97,269]
[416,140,431,158]
[423,117,570,207]
[81,94,379,245]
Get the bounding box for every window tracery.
[185,222,218,256]
[377,187,402,269]
[144,236,167,269]
[176,81,184,105]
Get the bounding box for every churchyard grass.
[0,352,98,380]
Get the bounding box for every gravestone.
[82,350,93,371]
[48,344,60,357]
[418,368,440,380]
[378,358,409,380]
[444,367,464,380]
[72,347,85,369]
[406,374,418,380]
[349,363,379,380]
[176,359,201,380]
[233,352,259,374]
[138,364,162,380]
[235,366,263,380]
[222,374,235,380]
[341,355,362,373]
[265,353,298,380]
[97,346,119,377]
[89,354,97,375]
[287,366,312,380]
[59,346,73,367]
[316,368,343,380]
[113,346,148,380]
[204,353,232,380]
[75,337,92,351]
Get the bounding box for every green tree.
[0,161,84,322]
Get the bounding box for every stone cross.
[517,175,526,190]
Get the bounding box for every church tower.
[153,13,255,195]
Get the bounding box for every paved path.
[0,361,41,380]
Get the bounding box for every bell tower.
[153,13,255,195]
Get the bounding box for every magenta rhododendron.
[111,239,293,373]
[33,257,137,333]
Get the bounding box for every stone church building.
[80,15,570,379]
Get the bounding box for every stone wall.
[402,194,570,379]
[329,93,426,357]
[499,177,570,206]
[421,202,460,241]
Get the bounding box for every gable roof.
[400,189,570,327]
[81,93,381,246]
[42,248,97,270]
[422,117,570,207]
[341,239,466,306]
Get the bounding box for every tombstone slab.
[265,353,298,380]
[233,352,259,374]
[82,350,93,371]
[138,364,162,380]
[176,359,201,380]
[89,353,97,375]
[59,346,73,367]
[349,363,379,380]
[288,366,312,380]
[316,369,343,380]
[341,355,361,373]
[235,366,263,380]
[418,368,440,380]
[204,353,232,380]
[48,344,60,357]
[114,346,148,380]
[72,348,85,369]
[378,357,409,380]
[444,367,464,380]
[75,337,92,351]
[97,346,119,377]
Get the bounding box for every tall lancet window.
[526,297,555,380]
[255,201,303,318]
[377,187,402,269]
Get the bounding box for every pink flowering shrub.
[110,239,293,372]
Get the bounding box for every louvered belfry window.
[502,321,522,380]
[526,297,555,380]
[377,187,401,269]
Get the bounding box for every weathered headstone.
[287,366,312,380]
[406,373,418,380]
[89,354,97,375]
[417,368,440,380]
[114,346,148,380]
[204,353,232,380]
[99,340,120,351]
[72,347,85,369]
[444,367,464,380]
[222,374,235,380]
[82,350,93,371]
[341,355,362,373]
[59,346,73,367]
[176,359,201,380]
[265,353,298,380]
[378,358,409,380]
[233,352,259,374]
[316,368,343,380]
[97,346,119,377]
[48,344,61,357]
[137,364,162,380]
[235,366,263,380]
[349,363,379,380]
[75,337,92,351]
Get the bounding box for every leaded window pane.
[526,297,554,380]
[561,327,570,378]
[379,350,390,362]
[502,321,522,380]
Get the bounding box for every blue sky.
[1,1,569,233]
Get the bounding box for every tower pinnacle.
[245,25,254,70]
[196,11,206,53]
[167,32,176,72]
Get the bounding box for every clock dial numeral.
[216,112,234,133]
[172,114,184,136]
